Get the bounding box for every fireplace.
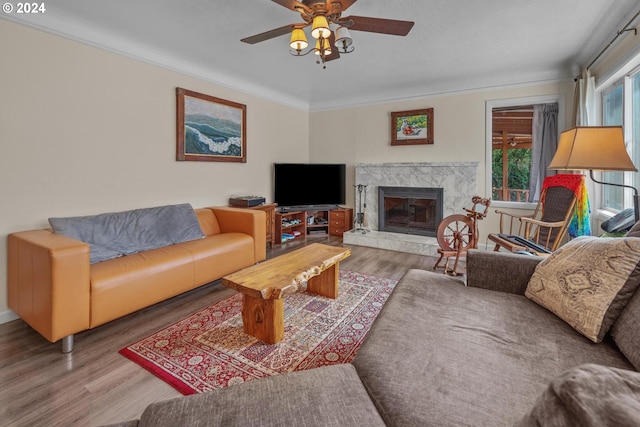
[378,186,443,237]
[343,162,478,256]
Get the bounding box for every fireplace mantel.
[353,162,478,231]
[343,162,479,256]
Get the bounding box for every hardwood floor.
[0,236,457,426]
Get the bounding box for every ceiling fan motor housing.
[296,0,347,24]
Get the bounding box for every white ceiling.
[4,0,640,111]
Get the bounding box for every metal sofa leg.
[62,335,74,353]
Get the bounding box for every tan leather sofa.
[7,206,266,352]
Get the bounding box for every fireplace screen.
[378,186,443,237]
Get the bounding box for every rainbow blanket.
[541,174,591,237]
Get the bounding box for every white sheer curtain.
[572,68,597,235]
[573,69,596,126]
[529,103,559,202]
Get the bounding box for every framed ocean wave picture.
[176,88,247,162]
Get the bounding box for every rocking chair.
[488,174,584,256]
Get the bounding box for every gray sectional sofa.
[104,243,640,426]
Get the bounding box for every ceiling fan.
[241,0,414,67]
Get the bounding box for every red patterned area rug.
[119,270,397,395]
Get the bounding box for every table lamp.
[548,126,639,222]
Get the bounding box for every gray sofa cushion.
[516,364,640,427]
[49,203,204,263]
[611,288,640,371]
[136,364,386,427]
[352,269,633,427]
[466,249,543,294]
[626,220,640,238]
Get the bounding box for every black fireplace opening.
[378,187,443,237]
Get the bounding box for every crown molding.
[1,16,311,112]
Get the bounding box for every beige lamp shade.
[548,126,637,172]
[289,28,308,50]
[311,15,331,39]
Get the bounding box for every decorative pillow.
[49,203,205,264]
[525,236,640,343]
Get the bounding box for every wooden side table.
[234,203,277,247]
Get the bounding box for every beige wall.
[0,20,309,318]
[309,81,576,246]
[0,18,576,321]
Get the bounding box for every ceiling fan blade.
[241,24,298,44]
[329,0,357,13]
[271,0,312,14]
[325,50,341,61]
[343,15,415,36]
[325,33,341,61]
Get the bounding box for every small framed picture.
[391,108,434,146]
[176,88,247,162]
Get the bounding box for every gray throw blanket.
[49,203,205,263]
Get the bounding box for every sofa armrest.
[209,207,266,262]
[8,229,91,343]
[466,249,543,295]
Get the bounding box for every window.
[600,66,640,213]
[491,108,533,202]
[486,95,563,206]
[602,83,624,210]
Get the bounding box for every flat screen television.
[274,163,346,208]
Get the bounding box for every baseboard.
[0,309,19,324]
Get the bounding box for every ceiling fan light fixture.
[289,28,308,50]
[314,37,331,56]
[334,26,354,53]
[311,15,331,39]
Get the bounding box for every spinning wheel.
[433,196,490,276]
[436,215,474,252]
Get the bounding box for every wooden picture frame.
[176,88,246,162]
[391,108,434,146]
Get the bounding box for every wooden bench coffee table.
[221,243,351,344]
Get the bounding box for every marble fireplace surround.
[343,162,479,256]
